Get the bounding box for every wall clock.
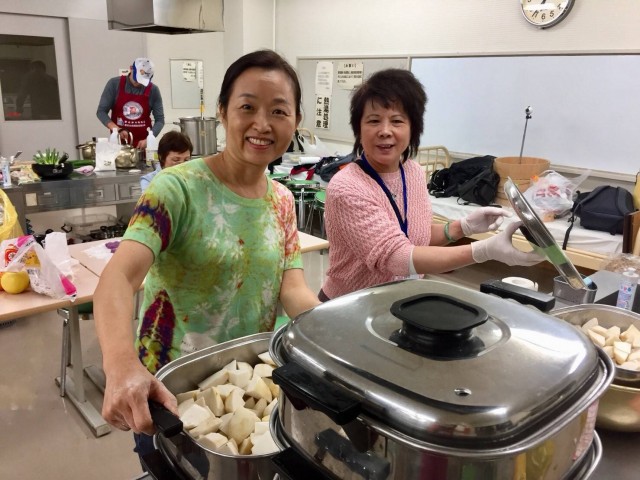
[520,0,575,29]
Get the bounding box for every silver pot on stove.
[269,279,614,480]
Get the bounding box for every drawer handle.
[87,190,104,199]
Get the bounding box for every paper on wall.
[315,61,333,96]
[336,61,363,90]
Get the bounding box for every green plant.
[33,148,60,165]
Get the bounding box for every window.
[0,34,61,121]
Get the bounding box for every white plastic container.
[1,156,11,188]
[616,268,639,310]
[109,127,119,144]
[145,128,158,167]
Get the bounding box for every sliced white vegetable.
[603,346,614,359]
[222,360,238,371]
[217,438,239,455]
[178,398,195,417]
[590,325,608,337]
[251,431,279,455]
[619,361,640,371]
[181,404,214,430]
[197,369,229,390]
[614,341,632,354]
[225,387,247,413]
[195,397,207,407]
[253,363,274,378]
[245,376,273,402]
[244,397,256,409]
[253,397,268,418]
[200,387,225,417]
[258,351,276,366]
[263,377,280,398]
[176,389,199,404]
[198,432,228,450]
[228,368,252,389]
[262,415,270,423]
[587,330,606,348]
[215,384,241,399]
[239,437,253,455]
[188,415,222,438]
[237,362,254,374]
[614,348,629,365]
[628,350,640,362]
[263,399,277,417]
[219,412,234,436]
[622,324,640,342]
[253,421,269,435]
[227,407,259,444]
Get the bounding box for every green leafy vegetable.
[33,148,60,165]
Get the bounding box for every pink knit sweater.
[322,159,433,299]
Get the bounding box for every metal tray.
[503,177,588,290]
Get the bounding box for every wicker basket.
[494,156,550,206]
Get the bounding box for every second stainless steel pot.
[175,117,218,157]
[270,279,614,480]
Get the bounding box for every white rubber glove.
[471,221,545,266]
[460,207,512,236]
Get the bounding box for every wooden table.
[68,232,330,279]
[0,263,111,437]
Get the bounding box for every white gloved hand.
[460,207,512,236]
[471,221,545,266]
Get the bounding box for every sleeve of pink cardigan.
[327,173,414,276]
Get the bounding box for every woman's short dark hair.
[217,49,302,117]
[350,69,427,161]
[158,131,193,166]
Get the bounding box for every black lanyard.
[356,154,408,236]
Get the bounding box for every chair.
[286,179,320,230]
[416,145,451,184]
[305,190,327,237]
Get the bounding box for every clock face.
[521,0,575,28]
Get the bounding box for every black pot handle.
[149,401,183,437]
[272,362,361,425]
[272,447,334,480]
[480,279,556,312]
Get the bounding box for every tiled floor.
[0,251,558,480]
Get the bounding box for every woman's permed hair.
[350,69,427,161]
[217,49,302,118]
[158,131,193,166]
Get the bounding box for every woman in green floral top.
[93,50,321,453]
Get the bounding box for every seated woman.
[139,130,193,192]
[319,69,543,300]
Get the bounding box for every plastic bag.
[523,169,589,218]
[0,189,23,242]
[1,235,77,300]
[94,140,120,172]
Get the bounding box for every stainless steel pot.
[76,141,96,160]
[154,332,278,480]
[175,117,219,157]
[269,279,614,480]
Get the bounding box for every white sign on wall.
[315,95,331,130]
[336,61,363,90]
[315,61,333,96]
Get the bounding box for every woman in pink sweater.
[320,69,543,300]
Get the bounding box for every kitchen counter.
[3,167,153,231]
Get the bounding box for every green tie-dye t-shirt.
[123,158,302,373]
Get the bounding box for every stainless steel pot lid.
[503,177,589,290]
[271,279,612,446]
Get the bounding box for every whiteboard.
[411,55,640,175]
[297,56,409,142]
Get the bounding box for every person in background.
[96,57,165,149]
[319,69,543,301]
[93,49,320,462]
[16,60,61,120]
[139,131,193,193]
